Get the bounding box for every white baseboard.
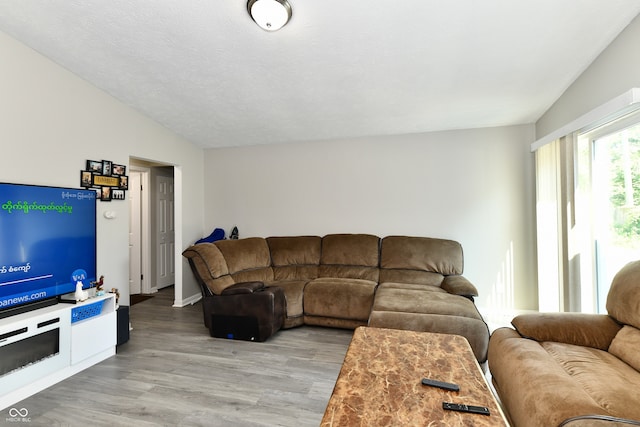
[173,293,202,308]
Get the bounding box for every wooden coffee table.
[321,327,508,426]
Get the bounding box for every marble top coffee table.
[321,327,508,426]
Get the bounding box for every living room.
[1,2,640,425]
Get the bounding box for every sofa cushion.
[380,236,463,275]
[373,282,447,292]
[379,269,445,287]
[488,328,640,427]
[369,310,489,362]
[304,277,378,322]
[606,260,640,330]
[182,243,235,295]
[215,237,270,273]
[319,234,380,281]
[320,234,380,266]
[379,236,464,286]
[369,283,489,361]
[371,283,476,316]
[511,313,621,351]
[267,279,307,328]
[267,236,321,280]
[542,341,640,422]
[215,237,274,282]
[608,325,640,372]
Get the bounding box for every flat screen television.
[0,183,97,318]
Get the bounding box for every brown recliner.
[183,240,285,342]
[488,260,640,426]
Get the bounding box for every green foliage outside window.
[609,129,640,246]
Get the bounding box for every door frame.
[130,158,183,308]
[129,171,142,295]
[129,166,152,295]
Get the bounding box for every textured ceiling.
[0,1,639,148]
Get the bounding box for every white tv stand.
[0,293,117,410]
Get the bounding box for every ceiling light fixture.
[247,0,292,32]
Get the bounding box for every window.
[535,112,640,314]
[576,116,640,313]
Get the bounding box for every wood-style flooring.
[8,288,354,427]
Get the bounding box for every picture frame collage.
[81,160,128,201]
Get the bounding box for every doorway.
[129,159,176,300]
[129,168,150,295]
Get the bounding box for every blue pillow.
[195,228,225,244]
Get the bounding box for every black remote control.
[421,378,460,392]
[443,402,490,416]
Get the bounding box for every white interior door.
[129,172,142,295]
[156,175,175,289]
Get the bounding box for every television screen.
[0,183,97,315]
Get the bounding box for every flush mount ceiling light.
[247,0,292,32]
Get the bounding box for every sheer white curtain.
[535,139,563,312]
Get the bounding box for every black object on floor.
[117,305,130,347]
[211,315,260,341]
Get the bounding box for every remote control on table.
[442,402,490,416]
[421,378,460,392]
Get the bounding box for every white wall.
[204,125,538,312]
[537,14,640,138]
[0,31,206,306]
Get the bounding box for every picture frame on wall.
[80,170,93,187]
[112,189,125,200]
[87,160,102,173]
[82,158,127,202]
[100,186,112,201]
[119,175,129,190]
[102,160,112,176]
[92,174,119,187]
[112,164,126,176]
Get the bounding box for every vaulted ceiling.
[1,1,639,148]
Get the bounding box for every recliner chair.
[183,241,285,342]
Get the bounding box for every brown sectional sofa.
[488,261,640,426]
[183,233,490,362]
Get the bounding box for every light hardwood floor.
[7,288,353,427]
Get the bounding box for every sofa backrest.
[184,234,467,293]
[606,260,640,329]
[267,236,321,280]
[318,234,380,281]
[215,237,274,283]
[379,236,463,286]
[182,243,235,295]
[606,260,640,377]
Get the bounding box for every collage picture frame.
[81,159,128,201]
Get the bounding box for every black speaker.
[210,315,259,341]
[116,305,130,347]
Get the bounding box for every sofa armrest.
[441,275,478,298]
[511,313,622,350]
[221,281,265,295]
[559,415,640,426]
